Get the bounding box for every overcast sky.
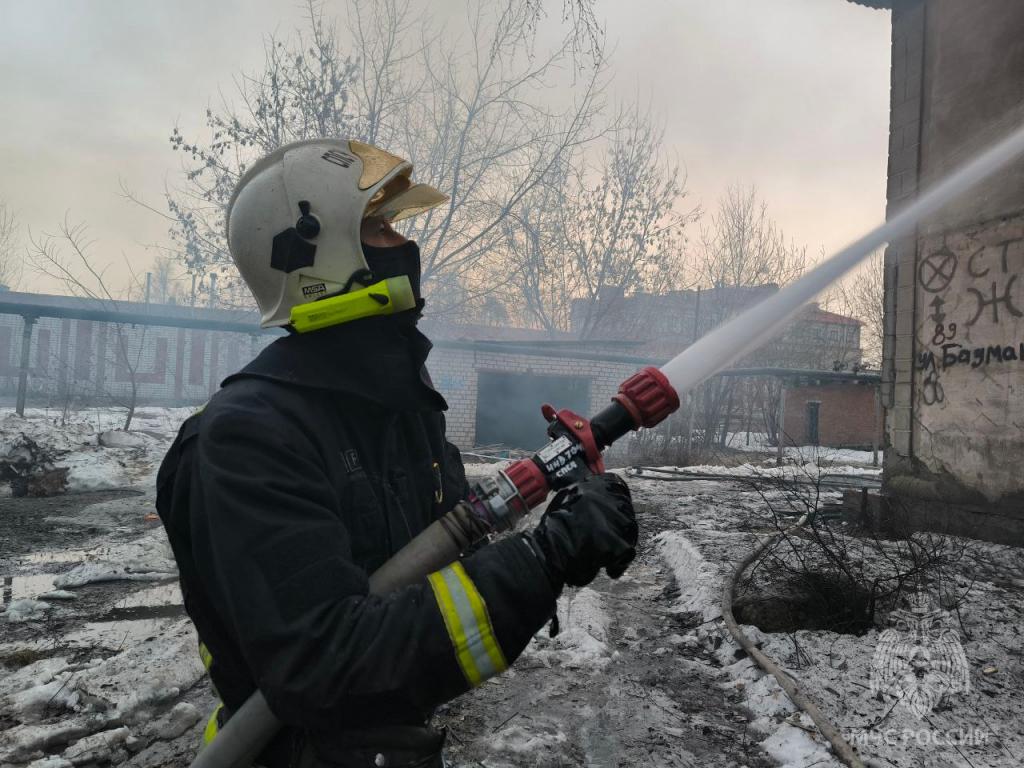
[0,0,891,295]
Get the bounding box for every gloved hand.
[523,472,637,589]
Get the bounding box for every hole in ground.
[733,572,874,635]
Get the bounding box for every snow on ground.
[0,520,208,767]
[523,587,613,670]
[53,530,176,588]
[0,406,196,494]
[654,531,722,623]
[725,431,880,467]
[634,461,882,480]
[0,616,205,765]
[2,417,1020,767]
[1,599,52,623]
[636,469,1024,768]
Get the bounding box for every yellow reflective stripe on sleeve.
[203,704,223,745]
[198,642,213,671]
[427,562,508,688]
[451,563,508,676]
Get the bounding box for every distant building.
[570,284,864,370]
[783,378,882,450]
[0,291,648,451]
[850,0,1024,543]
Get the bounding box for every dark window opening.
[475,370,590,451]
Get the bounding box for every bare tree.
[504,104,694,337]
[831,249,883,368]
[695,184,806,299]
[28,218,148,430]
[522,0,604,63]
[150,254,188,305]
[150,0,607,316]
[687,186,808,451]
[0,200,23,289]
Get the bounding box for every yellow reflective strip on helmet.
[203,704,223,745]
[451,562,508,676]
[289,276,415,333]
[427,569,483,687]
[198,642,213,671]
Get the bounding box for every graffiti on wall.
[913,218,1024,500]
[915,235,1024,392]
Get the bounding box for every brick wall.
[782,382,881,449]
[429,344,644,449]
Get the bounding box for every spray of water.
[659,123,1024,395]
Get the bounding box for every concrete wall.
[881,0,928,459]
[881,0,1024,538]
[783,382,881,449]
[913,219,1024,501]
[917,0,1024,235]
[0,313,271,405]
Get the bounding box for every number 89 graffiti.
[932,322,957,346]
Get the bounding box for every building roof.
[846,0,892,8]
[803,307,863,327]
[0,289,276,334]
[418,318,575,343]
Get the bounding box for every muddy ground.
[0,491,213,768]
[437,494,775,768]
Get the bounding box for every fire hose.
[721,510,866,768]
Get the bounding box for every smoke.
[474,370,590,451]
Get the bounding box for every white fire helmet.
[226,138,448,329]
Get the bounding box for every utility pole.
[684,287,702,455]
[775,384,787,467]
[15,314,37,417]
[208,272,218,308]
[872,385,881,467]
[144,272,152,304]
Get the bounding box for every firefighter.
[156,138,638,768]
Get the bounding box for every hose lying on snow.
[631,467,866,767]
[720,512,866,768]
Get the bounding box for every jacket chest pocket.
[339,475,391,575]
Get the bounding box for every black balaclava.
[362,241,422,300]
[361,240,425,328]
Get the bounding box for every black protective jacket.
[156,317,557,765]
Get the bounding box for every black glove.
[523,472,637,590]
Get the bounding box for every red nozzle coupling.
[613,366,680,428]
[503,458,549,510]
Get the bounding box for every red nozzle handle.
[504,457,549,510]
[613,366,680,428]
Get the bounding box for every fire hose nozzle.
[613,367,680,428]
